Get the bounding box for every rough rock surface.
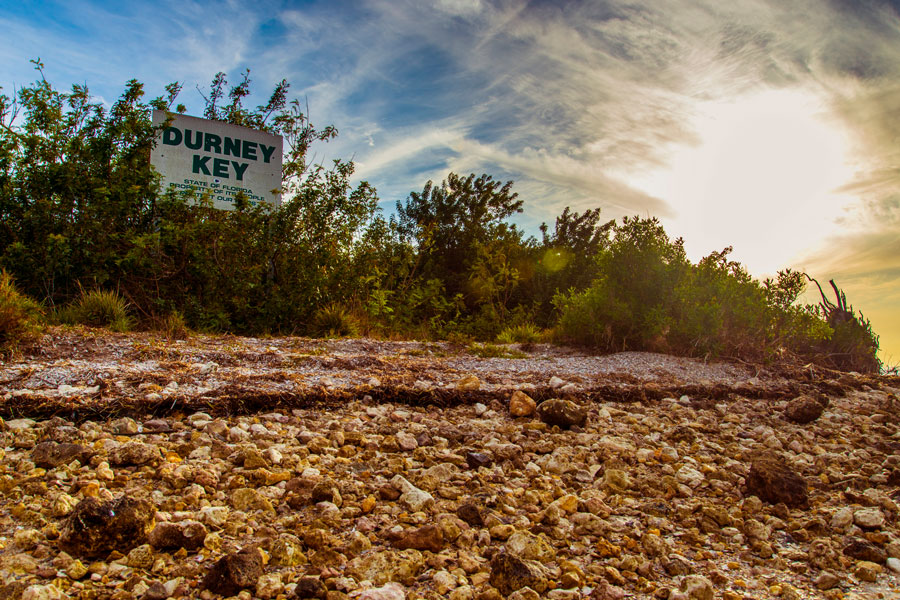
[0,328,898,599]
[31,441,93,468]
[58,496,155,557]
[148,520,208,551]
[745,451,809,507]
[783,394,825,424]
[200,546,264,596]
[489,551,549,595]
[536,398,588,428]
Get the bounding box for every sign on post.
[150,110,283,210]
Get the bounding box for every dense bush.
[0,270,43,356]
[554,217,842,363]
[0,64,387,334]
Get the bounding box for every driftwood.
[804,274,880,373]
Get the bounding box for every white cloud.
[433,0,484,17]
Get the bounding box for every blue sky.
[3,0,900,360]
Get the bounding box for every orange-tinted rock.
[388,524,445,553]
[509,391,537,417]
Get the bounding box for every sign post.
[150,110,283,210]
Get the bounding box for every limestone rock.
[256,573,285,599]
[745,452,808,507]
[31,442,94,468]
[505,531,556,562]
[59,497,155,557]
[602,469,632,492]
[388,524,445,553]
[808,538,842,571]
[390,475,434,512]
[455,375,481,391]
[589,581,626,600]
[814,571,840,590]
[346,550,425,586]
[200,546,263,596]
[886,557,900,574]
[270,534,307,567]
[830,506,853,530]
[489,551,549,596]
[641,532,670,558]
[783,395,824,424]
[396,432,418,451]
[680,575,714,600]
[108,442,160,466]
[21,585,65,600]
[126,543,155,569]
[853,508,885,529]
[357,582,406,600]
[148,520,208,551]
[548,376,566,389]
[855,560,882,582]
[536,399,587,429]
[509,391,536,417]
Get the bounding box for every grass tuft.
[0,271,43,357]
[496,323,543,344]
[311,304,360,338]
[58,288,134,331]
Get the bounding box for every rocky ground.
[0,327,898,600]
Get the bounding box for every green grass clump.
[0,270,43,357]
[311,304,360,338]
[155,310,190,340]
[59,288,134,331]
[496,323,543,344]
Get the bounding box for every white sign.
[150,110,283,210]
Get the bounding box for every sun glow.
[624,88,857,276]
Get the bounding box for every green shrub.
[496,323,542,344]
[554,217,834,362]
[311,304,359,338]
[555,217,686,352]
[59,289,134,331]
[0,271,43,356]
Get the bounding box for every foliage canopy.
[0,62,882,371]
